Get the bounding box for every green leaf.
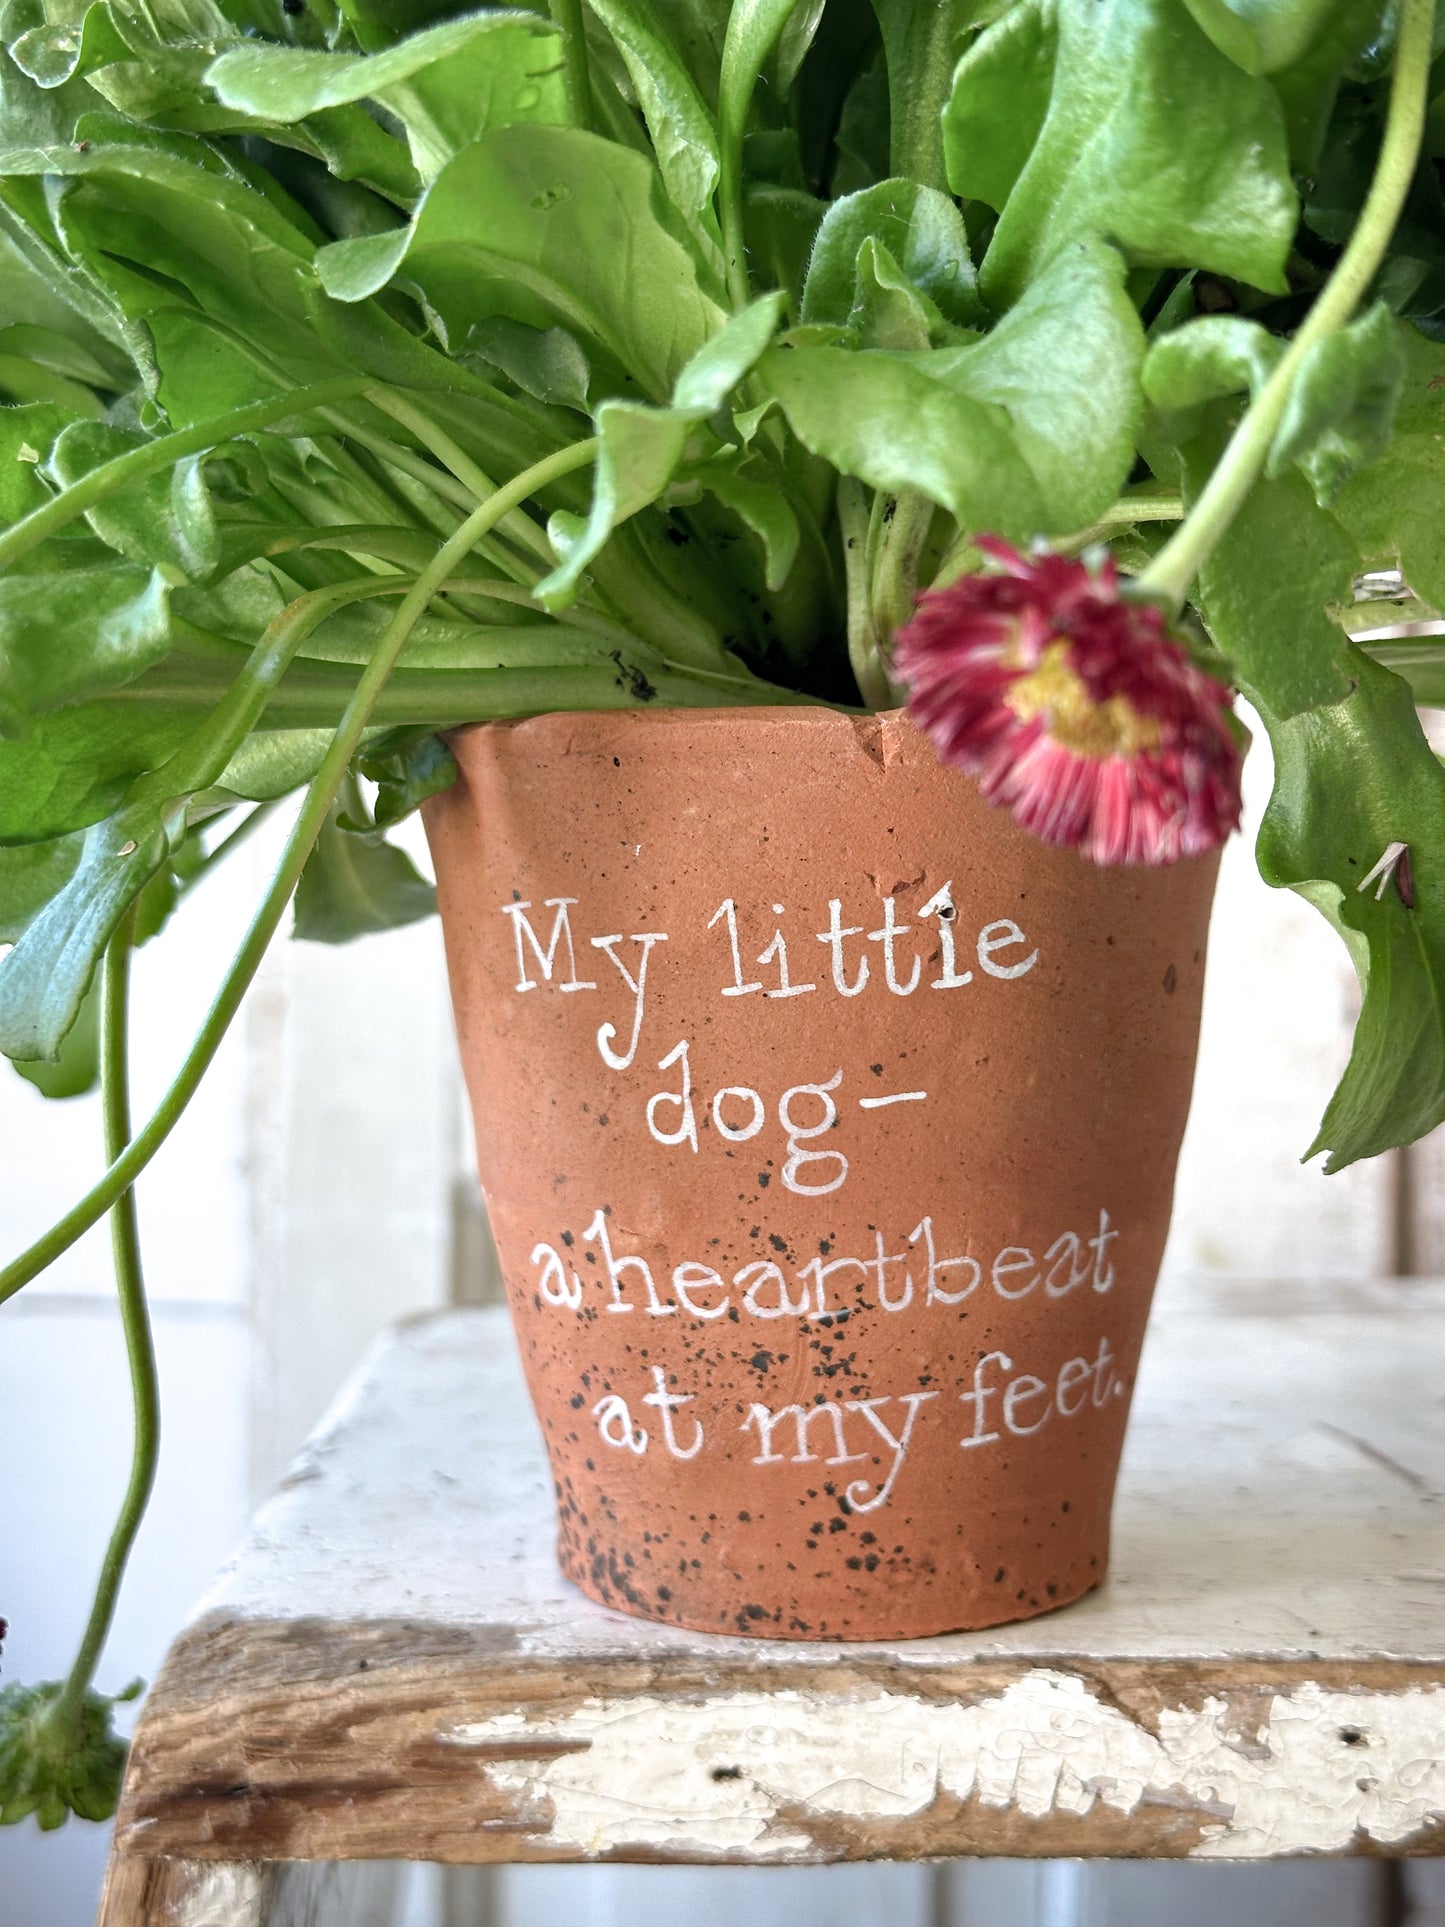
[329,0,460,55]
[832,38,889,194]
[45,421,219,581]
[801,179,983,331]
[292,797,436,942]
[689,449,801,589]
[0,399,77,521]
[944,0,1297,310]
[0,829,81,940]
[0,142,330,401]
[0,782,186,1059]
[1333,324,1445,610]
[0,698,194,844]
[587,0,721,224]
[742,183,824,315]
[8,0,131,91]
[1181,0,1355,74]
[213,726,333,802]
[0,581,363,1057]
[316,125,723,400]
[10,970,97,1096]
[867,0,983,191]
[0,1678,135,1830]
[536,400,689,603]
[1142,313,1284,413]
[1269,302,1407,505]
[858,236,956,349]
[206,13,569,183]
[0,563,171,735]
[1189,426,1356,716]
[619,0,731,108]
[356,727,457,828]
[1256,648,1445,1169]
[718,0,801,172]
[462,316,591,410]
[764,237,1142,535]
[672,291,785,411]
[536,293,786,601]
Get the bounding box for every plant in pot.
[2,0,1444,1834]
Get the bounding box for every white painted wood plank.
[200,1282,1445,1665]
[1163,720,1395,1282]
[109,1285,1445,1865]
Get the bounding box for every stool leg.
[98,1856,267,1926]
[98,1855,403,1926]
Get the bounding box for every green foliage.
[0,1677,139,1829]
[539,292,785,600]
[801,179,983,332]
[0,0,1429,1157]
[1192,442,1358,716]
[1333,322,1445,608]
[943,0,1298,309]
[1257,649,1445,1168]
[206,13,570,183]
[767,238,1141,533]
[1269,301,1407,502]
[356,726,456,828]
[587,0,721,231]
[292,782,436,940]
[1183,0,1349,73]
[0,560,171,732]
[316,124,724,396]
[9,972,98,1096]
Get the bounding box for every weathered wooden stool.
[98,1277,1445,1925]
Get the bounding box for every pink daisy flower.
[894,538,1243,867]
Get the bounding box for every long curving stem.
[1139,0,1437,613]
[48,908,158,1733]
[0,438,600,1306]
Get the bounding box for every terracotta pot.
[424,706,1217,1640]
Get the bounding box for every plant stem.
[838,478,891,708]
[1139,0,1436,613]
[118,655,795,727]
[0,438,600,1306]
[548,0,593,130]
[718,1,800,312]
[870,489,936,651]
[886,4,957,193]
[0,378,368,571]
[50,907,158,1731]
[322,412,540,586]
[183,801,281,889]
[363,391,558,569]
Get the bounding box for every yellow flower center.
[1005,639,1161,760]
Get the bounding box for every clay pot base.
[424,707,1218,1642]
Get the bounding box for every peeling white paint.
[443,1672,1445,1859]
